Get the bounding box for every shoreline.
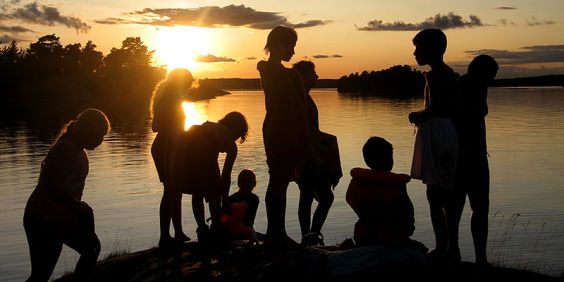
[54,240,562,282]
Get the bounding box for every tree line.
[337,65,425,97]
[0,34,166,128]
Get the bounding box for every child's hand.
[76,201,93,217]
[408,112,421,125]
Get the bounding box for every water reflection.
[182,101,207,130]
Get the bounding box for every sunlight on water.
[1,88,563,280]
[182,101,207,130]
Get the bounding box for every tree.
[104,37,155,72]
[81,41,104,75]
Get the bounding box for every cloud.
[0,33,25,43]
[312,54,343,59]
[96,5,329,29]
[1,2,91,33]
[245,56,256,60]
[195,54,236,63]
[525,17,555,26]
[466,45,564,65]
[0,24,33,33]
[496,7,516,10]
[357,12,484,31]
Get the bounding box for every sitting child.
[346,137,416,247]
[221,169,260,240]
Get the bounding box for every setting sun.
[154,26,212,72]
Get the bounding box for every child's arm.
[221,142,238,208]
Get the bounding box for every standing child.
[169,112,249,244]
[24,108,110,281]
[221,169,260,240]
[408,28,459,260]
[450,54,498,265]
[293,60,342,246]
[257,26,309,247]
[346,137,416,247]
[150,68,194,247]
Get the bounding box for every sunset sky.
[1,0,563,79]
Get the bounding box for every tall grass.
[489,212,563,276]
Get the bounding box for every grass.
[489,211,563,277]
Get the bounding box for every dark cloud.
[466,45,564,65]
[195,54,236,63]
[0,24,33,33]
[357,12,484,31]
[312,54,343,59]
[496,7,516,10]
[0,33,24,43]
[525,17,555,26]
[96,4,329,29]
[245,56,256,60]
[2,2,90,33]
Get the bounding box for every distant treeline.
[198,78,338,90]
[337,65,425,97]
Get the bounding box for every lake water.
[1,88,563,280]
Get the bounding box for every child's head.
[264,26,297,61]
[292,60,319,91]
[362,136,394,172]
[218,111,249,143]
[237,169,256,192]
[468,54,498,82]
[150,68,194,118]
[412,28,447,66]
[59,108,111,150]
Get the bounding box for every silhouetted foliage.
[0,35,166,129]
[338,65,425,97]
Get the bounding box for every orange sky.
[1,0,563,78]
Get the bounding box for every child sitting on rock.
[346,136,418,248]
[221,169,260,240]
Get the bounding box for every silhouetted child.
[450,54,499,265]
[257,25,309,247]
[408,28,459,260]
[24,108,110,281]
[346,137,416,247]
[221,169,260,240]
[293,60,342,246]
[168,112,249,244]
[150,68,194,247]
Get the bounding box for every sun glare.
[155,26,212,72]
[183,101,206,130]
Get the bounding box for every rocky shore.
[54,239,561,282]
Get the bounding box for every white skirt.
[411,117,458,189]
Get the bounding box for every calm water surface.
[1,88,563,280]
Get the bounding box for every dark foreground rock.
[55,240,561,282]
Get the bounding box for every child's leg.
[207,195,221,229]
[427,185,448,253]
[265,172,291,240]
[469,160,490,264]
[25,221,63,282]
[298,184,314,237]
[311,182,334,235]
[192,194,206,228]
[64,212,101,278]
[159,186,174,241]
